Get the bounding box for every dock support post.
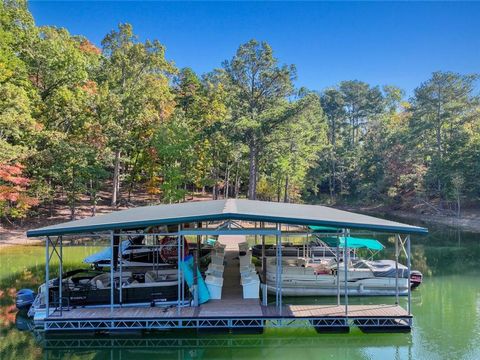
[407,234,412,316]
[110,230,114,314]
[343,233,348,317]
[177,224,181,315]
[336,238,340,306]
[193,234,200,307]
[45,236,50,317]
[395,234,399,305]
[181,226,185,307]
[275,223,282,314]
[59,236,63,313]
[119,232,123,306]
[261,222,267,306]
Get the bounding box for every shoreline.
[337,204,480,233]
[1,202,479,248]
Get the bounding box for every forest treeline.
[1,1,479,222]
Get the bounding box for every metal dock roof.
[26,199,428,237]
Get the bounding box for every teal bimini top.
[308,225,342,233]
[321,237,385,251]
[27,199,428,237]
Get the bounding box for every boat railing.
[48,295,71,317]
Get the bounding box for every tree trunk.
[234,162,240,198]
[90,179,96,217]
[248,140,257,200]
[277,177,281,202]
[456,191,461,218]
[111,149,121,206]
[330,128,337,201]
[284,175,289,203]
[435,124,444,198]
[70,167,76,220]
[127,152,139,202]
[225,163,230,199]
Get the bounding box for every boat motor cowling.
[15,289,36,310]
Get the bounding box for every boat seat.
[91,274,110,289]
[145,272,156,283]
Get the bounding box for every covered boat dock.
[26,199,427,333]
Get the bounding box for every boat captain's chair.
[92,273,110,289]
[145,271,156,283]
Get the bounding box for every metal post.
[303,236,306,259]
[343,234,348,316]
[59,236,63,313]
[110,231,114,314]
[181,227,185,307]
[395,234,399,305]
[276,223,282,314]
[45,236,50,317]
[336,239,340,306]
[177,225,181,314]
[407,235,412,315]
[119,233,123,305]
[275,229,279,310]
[194,234,200,307]
[261,222,267,306]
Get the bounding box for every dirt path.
[0,191,214,248]
[0,227,42,248]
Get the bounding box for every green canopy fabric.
[321,236,385,251]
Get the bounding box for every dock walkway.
[199,235,263,316]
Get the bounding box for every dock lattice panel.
[44,316,411,331]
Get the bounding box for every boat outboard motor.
[15,289,36,310]
[15,310,34,331]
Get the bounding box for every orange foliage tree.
[0,163,38,220]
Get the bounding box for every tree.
[223,40,296,199]
[320,88,346,200]
[339,80,384,147]
[410,71,479,200]
[150,113,194,203]
[0,163,38,221]
[260,92,328,202]
[99,23,176,206]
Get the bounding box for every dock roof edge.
[26,199,428,237]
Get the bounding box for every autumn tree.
[99,23,176,206]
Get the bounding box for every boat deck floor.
[47,303,409,320]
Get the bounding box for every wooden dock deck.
[46,303,409,320]
[42,235,411,332]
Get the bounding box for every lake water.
[1,222,479,360]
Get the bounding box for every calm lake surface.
[1,220,479,360]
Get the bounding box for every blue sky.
[29,1,480,95]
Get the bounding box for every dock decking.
[43,235,411,332]
[46,303,409,320]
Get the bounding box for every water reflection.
[34,330,413,360]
